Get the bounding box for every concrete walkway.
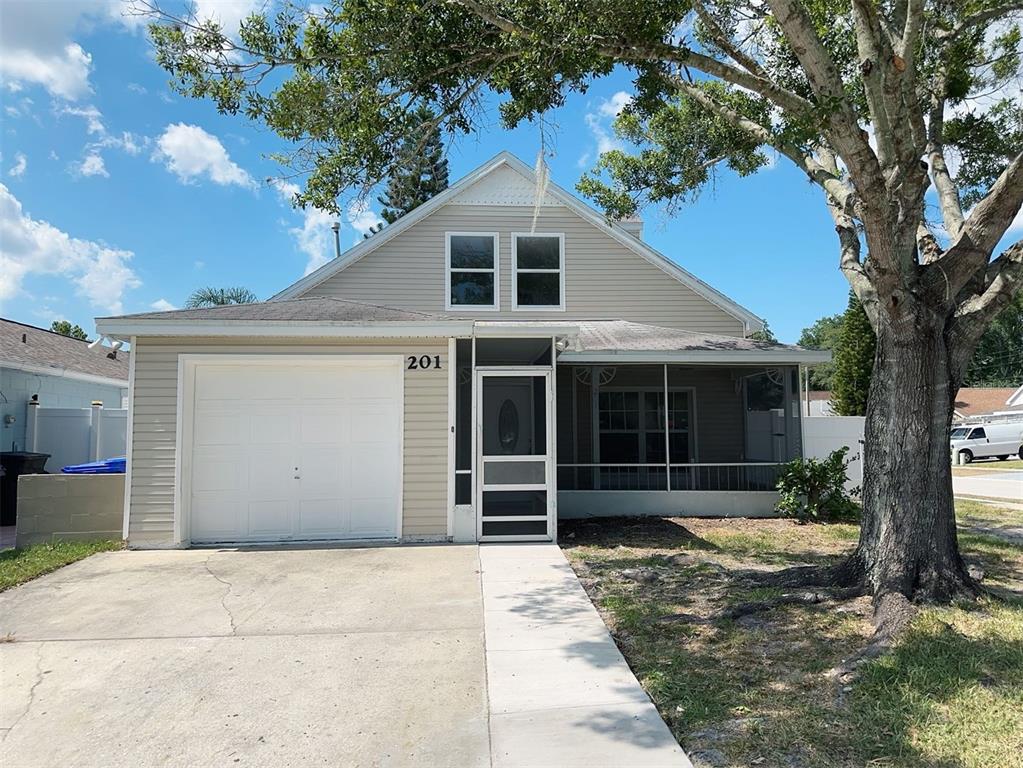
[480,543,691,768]
[953,471,1022,502]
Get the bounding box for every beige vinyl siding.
[127,337,448,547]
[303,205,747,335]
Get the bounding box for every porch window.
[512,233,564,309]
[447,233,499,310]
[598,390,692,464]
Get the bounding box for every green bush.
[775,447,859,523]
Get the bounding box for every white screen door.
[476,370,553,541]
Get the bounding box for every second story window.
[513,233,565,310]
[447,233,499,310]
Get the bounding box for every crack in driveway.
[1,644,44,742]
[203,554,238,635]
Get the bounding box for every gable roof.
[1,317,129,386]
[101,296,452,323]
[271,151,764,331]
[953,388,1023,419]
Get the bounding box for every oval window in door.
[498,399,519,453]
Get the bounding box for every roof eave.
[3,360,128,388]
[95,318,476,340]
[559,349,833,364]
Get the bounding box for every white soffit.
[448,163,560,207]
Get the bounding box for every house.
[803,390,837,417]
[95,151,828,548]
[1,318,129,455]
[953,387,1023,421]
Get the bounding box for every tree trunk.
[853,309,978,603]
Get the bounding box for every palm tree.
[185,286,258,308]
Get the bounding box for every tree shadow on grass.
[560,516,720,551]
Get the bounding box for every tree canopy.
[50,320,89,341]
[798,314,843,390]
[368,106,450,236]
[831,293,877,416]
[185,286,259,308]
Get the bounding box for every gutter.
[559,349,833,365]
[2,360,128,389]
[95,318,478,341]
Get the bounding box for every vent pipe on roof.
[331,221,341,259]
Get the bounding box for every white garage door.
[186,358,402,544]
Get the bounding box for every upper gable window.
[512,233,565,310]
[447,233,500,310]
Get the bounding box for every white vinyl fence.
[24,401,127,472]
[802,416,866,492]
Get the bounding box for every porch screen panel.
[455,339,473,504]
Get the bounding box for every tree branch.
[690,0,767,78]
[941,2,1023,44]
[935,151,1023,293]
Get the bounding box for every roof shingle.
[1,318,128,382]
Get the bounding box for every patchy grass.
[561,511,1023,768]
[0,540,122,592]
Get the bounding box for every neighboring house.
[1,318,129,454]
[953,388,1023,421]
[95,151,828,548]
[803,390,837,417]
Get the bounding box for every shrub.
[775,447,859,523]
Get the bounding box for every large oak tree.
[138,0,1023,628]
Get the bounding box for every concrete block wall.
[15,474,124,547]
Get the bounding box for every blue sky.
[2,1,860,343]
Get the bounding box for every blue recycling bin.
[61,457,126,474]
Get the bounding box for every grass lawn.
[560,504,1023,768]
[0,540,123,592]
[954,458,1023,471]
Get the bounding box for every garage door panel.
[191,498,242,539]
[191,456,241,493]
[296,499,348,537]
[250,410,295,445]
[247,500,293,536]
[192,413,246,447]
[349,497,397,535]
[188,359,402,544]
[298,406,346,444]
[352,400,399,436]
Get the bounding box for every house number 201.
[407,355,442,370]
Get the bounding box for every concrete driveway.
[0,546,489,768]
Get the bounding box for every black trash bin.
[0,452,50,526]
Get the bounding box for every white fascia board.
[474,321,580,338]
[94,319,475,339]
[559,349,833,365]
[4,360,128,388]
[1007,384,1023,407]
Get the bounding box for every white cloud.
[153,123,255,188]
[0,2,137,100]
[580,91,634,166]
[0,182,140,312]
[8,153,28,178]
[77,152,109,178]
[150,298,176,311]
[272,179,338,274]
[127,82,147,94]
[598,91,633,118]
[192,0,265,37]
[584,113,624,156]
[60,104,105,134]
[347,199,384,241]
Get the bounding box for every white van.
[950,420,1023,463]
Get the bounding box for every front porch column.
[663,363,671,492]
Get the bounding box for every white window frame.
[511,232,565,311]
[446,232,500,311]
